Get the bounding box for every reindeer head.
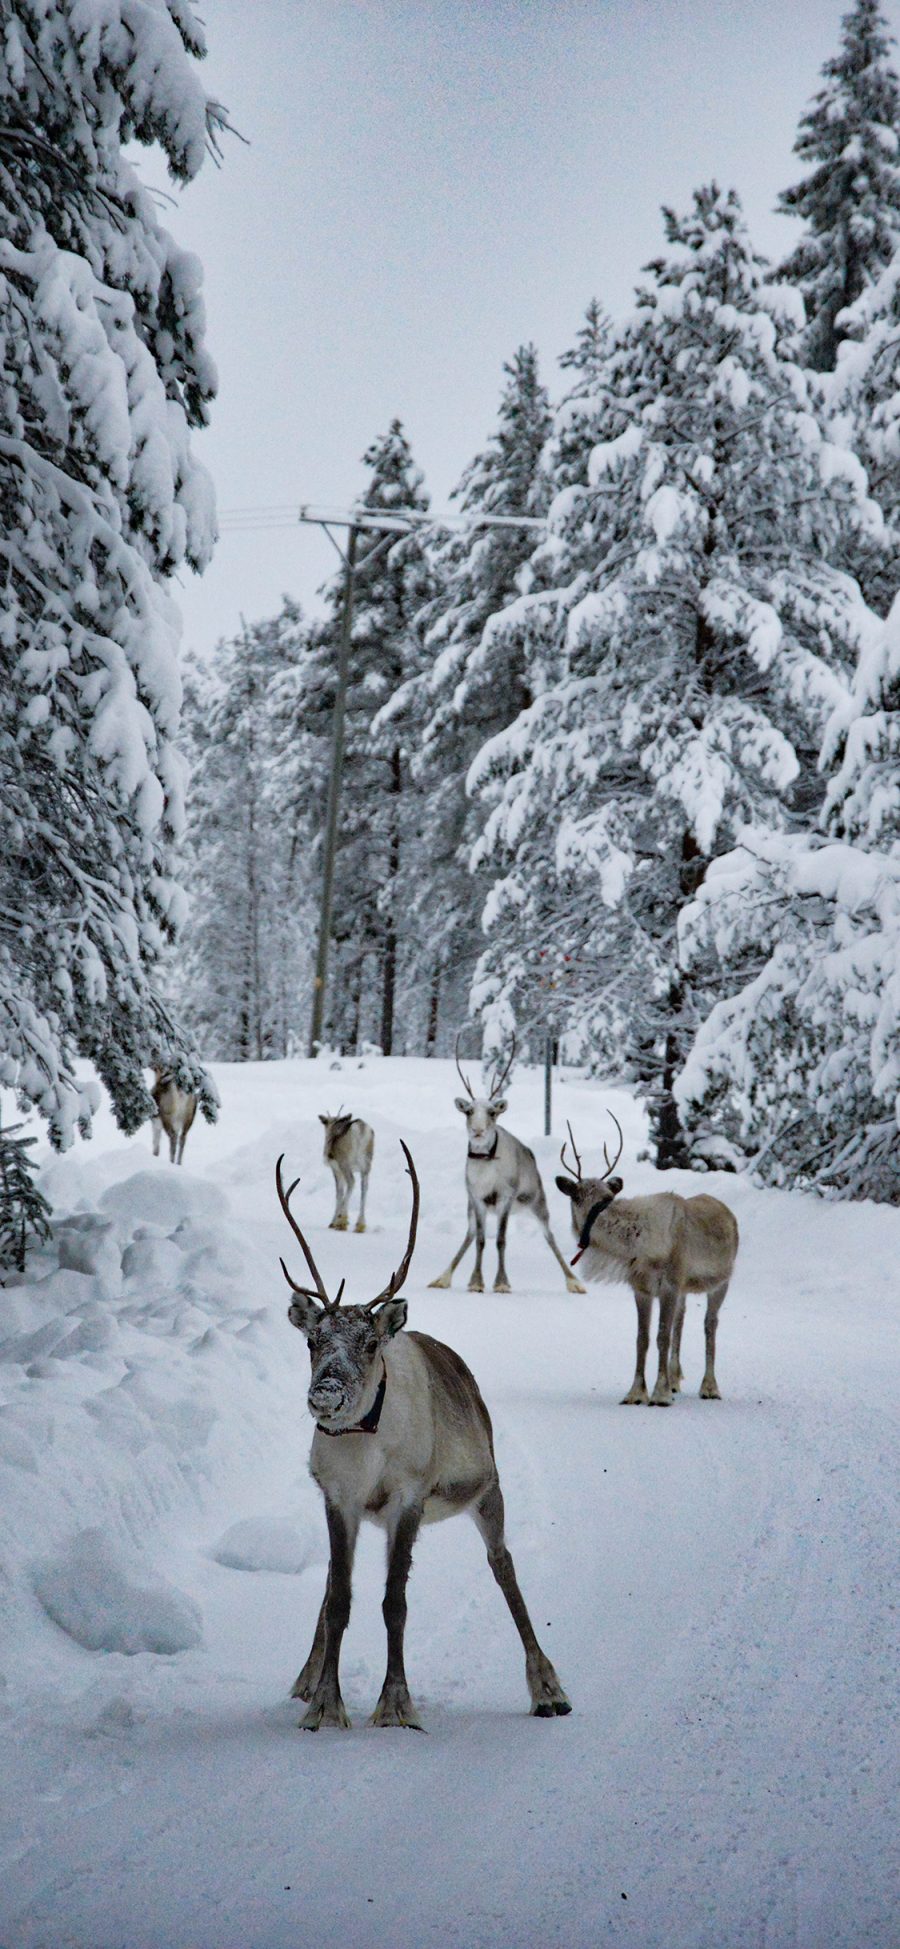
[556,1114,625,1257]
[277,1144,419,1433]
[318,1109,354,1159]
[453,1035,515,1157]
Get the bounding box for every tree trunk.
[426,966,440,1056]
[380,745,402,1056]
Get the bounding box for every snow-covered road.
[0,1058,896,1948]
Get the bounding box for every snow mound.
[99,1169,226,1234]
[33,1529,203,1656]
[211,1515,322,1575]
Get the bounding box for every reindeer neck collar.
[468,1135,499,1161]
[318,1365,387,1438]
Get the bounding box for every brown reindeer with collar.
[556,1114,739,1405]
[277,1144,571,1730]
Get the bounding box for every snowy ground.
[0,1056,897,1949]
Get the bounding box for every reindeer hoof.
[649,1388,674,1407]
[620,1387,649,1406]
[467,1277,484,1293]
[331,1215,349,1232]
[354,1220,366,1233]
[493,1277,511,1294]
[566,1276,586,1295]
[699,1379,722,1400]
[369,1691,425,1731]
[528,1659,571,1717]
[428,1274,451,1290]
[300,1694,351,1731]
[290,1670,316,1700]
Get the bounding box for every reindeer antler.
[363,1141,420,1311]
[601,1110,624,1180]
[275,1153,336,1310]
[560,1119,584,1182]
[455,1031,475,1102]
[488,1034,517,1101]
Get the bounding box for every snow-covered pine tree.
[468,187,881,1165]
[0,1117,51,1273]
[0,0,222,1146]
[177,604,315,1061]
[777,0,900,372]
[291,424,431,1055]
[677,594,900,1200]
[389,347,551,1051]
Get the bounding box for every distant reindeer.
[556,1115,739,1405]
[429,1039,585,1296]
[150,1066,197,1166]
[319,1110,374,1232]
[277,1144,571,1730]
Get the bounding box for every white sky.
[155,0,900,655]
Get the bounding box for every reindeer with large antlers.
[429,1038,585,1296]
[556,1115,739,1405]
[277,1143,571,1730]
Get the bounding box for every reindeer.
[556,1115,739,1406]
[150,1067,197,1166]
[429,1039,585,1296]
[319,1110,374,1232]
[277,1144,571,1730]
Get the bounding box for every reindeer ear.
[556,1175,578,1198]
[318,1114,329,1126]
[454,1097,472,1114]
[489,1097,507,1117]
[287,1294,321,1337]
[375,1296,407,1339]
[607,1176,624,1196]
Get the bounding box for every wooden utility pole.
[308,524,357,1056]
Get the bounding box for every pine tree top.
[777,0,900,368]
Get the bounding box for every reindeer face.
[319,1112,353,1157]
[455,1096,506,1156]
[289,1299,407,1430]
[556,1173,624,1253]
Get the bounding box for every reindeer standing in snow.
[320,1111,374,1232]
[278,1144,571,1729]
[556,1115,739,1405]
[429,1041,585,1296]
[150,1067,197,1166]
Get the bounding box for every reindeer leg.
[329,1163,349,1230]
[700,1281,728,1399]
[168,1127,177,1165]
[151,1117,161,1158]
[622,1287,652,1404]
[429,1216,476,1289]
[535,1190,585,1294]
[473,1482,571,1717]
[493,1204,512,1292]
[671,1295,687,1391]
[355,1165,369,1233]
[468,1207,486,1292]
[291,1577,329,1699]
[370,1503,424,1730]
[650,1281,679,1406]
[300,1501,358,1730]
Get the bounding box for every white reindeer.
[150,1067,197,1166]
[429,1040,585,1296]
[277,1145,571,1730]
[319,1111,374,1232]
[556,1115,739,1405]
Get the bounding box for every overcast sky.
[156,0,900,657]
